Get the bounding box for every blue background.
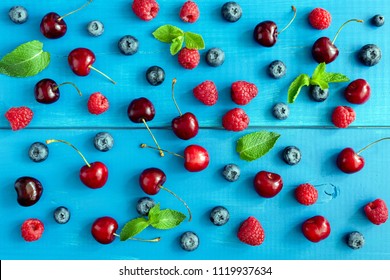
[0,0,389,260]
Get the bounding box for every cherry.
[253,171,283,198]
[301,215,331,242]
[253,6,296,47]
[68,48,116,84]
[34,79,82,104]
[312,19,363,64]
[344,79,371,104]
[14,176,43,207]
[46,139,108,189]
[40,0,93,39]
[171,79,199,140]
[139,167,192,221]
[91,216,118,244]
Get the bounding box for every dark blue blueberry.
[180,231,199,251]
[53,206,71,224]
[268,60,287,79]
[118,35,139,55]
[210,206,230,226]
[372,14,385,27]
[272,102,289,120]
[346,231,365,249]
[146,66,165,86]
[221,2,242,22]
[8,6,28,24]
[222,164,240,182]
[358,44,381,66]
[282,146,301,165]
[136,197,156,216]
[87,20,104,36]
[309,85,329,102]
[28,142,49,162]
[93,132,114,152]
[206,48,225,67]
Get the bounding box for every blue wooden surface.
[0,0,389,260]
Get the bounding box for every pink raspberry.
[5,106,33,131]
[21,218,44,242]
[222,108,249,131]
[308,8,332,30]
[180,1,200,23]
[132,0,159,21]
[193,81,218,105]
[178,47,200,69]
[231,81,258,105]
[295,183,318,206]
[364,198,388,225]
[88,92,109,115]
[332,106,356,128]
[237,216,265,246]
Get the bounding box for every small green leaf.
[321,72,350,83]
[119,217,150,241]
[149,209,186,230]
[0,40,50,77]
[170,36,184,55]
[148,203,160,222]
[311,62,326,80]
[287,74,310,103]
[184,32,205,50]
[236,131,280,162]
[310,78,329,89]
[152,24,184,43]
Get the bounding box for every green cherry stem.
[140,123,164,157]
[159,185,192,222]
[58,0,93,21]
[113,233,161,242]
[46,139,91,168]
[171,78,182,116]
[278,6,297,34]
[357,137,390,155]
[332,19,364,44]
[140,143,184,158]
[89,65,117,84]
[53,82,82,96]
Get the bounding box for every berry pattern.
[193,80,218,105]
[237,216,265,246]
[178,47,200,69]
[231,81,258,105]
[222,108,249,131]
[364,198,388,225]
[132,0,159,21]
[21,218,44,242]
[5,106,33,131]
[332,106,356,128]
[308,8,332,30]
[295,183,318,205]
[88,92,109,115]
[179,1,200,23]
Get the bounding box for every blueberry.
[87,20,104,36]
[282,146,301,165]
[358,44,381,66]
[372,14,385,27]
[28,142,49,162]
[221,2,242,22]
[118,35,139,55]
[206,48,225,67]
[180,231,199,251]
[222,164,240,182]
[136,197,156,216]
[346,231,365,249]
[146,66,165,86]
[8,6,28,24]
[93,132,114,152]
[272,102,289,120]
[268,60,287,79]
[53,206,71,224]
[210,206,230,226]
[309,85,329,102]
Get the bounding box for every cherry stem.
[53,82,82,96]
[58,0,93,21]
[159,185,192,222]
[45,139,91,168]
[141,121,164,157]
[113,233,161,242]
[140,143,184,158]
[171,78,182,116]
[278,6,297,34]
[332,19,364,44]
[357,137,390,155]
[89,65,116,84]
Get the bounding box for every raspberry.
[295,183,318,205]
[180,1,200,23]
[308,8,331,30]
[88,92,109,115]
[178,47,200,69]
[5,106,33,131]
[21,218,44,242]
[193,81,218,105]
[132,0,159,21]
[364,198,388,225]
[237,216,265,246]
[222,108,249,131]
[331,106,355,128]
[231,81,258,105]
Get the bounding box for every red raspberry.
[5,106,33,131]
[21,218,44,242]
[308,8,332,30]
[231,81,258,105]
[193,81,218,105]
[237,216,265,246]
[222,108,249,131]
[295,183,318,205]
[180,1,200,23]
[132,0,159,21]
[178,47,200,69]
[88,92,109,115]
[364,198,388,225]
[332,106,355,128]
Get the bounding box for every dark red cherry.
[127,97,155,123]
[172,112,199,140]
[139,167,166,195]
[344,79,371,104]
[184,145,210,172]
[336,148,365,174]
[91,216,118,244]
[34,79,82,104]
[253,171,283,198]
[312,37,339,64]
[40,12,67,39]
[15,176,43,207]
[68,48,95,76]
[302,215,331,242]
[80,161,108,189]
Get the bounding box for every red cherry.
[34,79,82,104]
[336,148,365,174]
[40,12,67,39]
[139,167,166,195]
[80,161,108,189]
[253,171,283,198]
[184,145,209,172]
[14,176,43,207]
[301,215,331,242]
[91,216,118,244]
[344,79,371,104]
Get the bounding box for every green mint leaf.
[311,62,326,80]
[170,36,184,55]
[287,74,310,103]
[321,72,349,83]
[152,24,184,43]
[0,40,50,77]
[310,78,329,89]
[148,203,160,220]
[119,217,150,241]
[236,131,280,162]
[149,209,186,230]
[184,31,205,50]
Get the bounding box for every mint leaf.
[310,78,329,89]
[184,32,205,50]
[152,25,184,43]
[0,40,50,77]
[119,217,150,241]
[236,131,280,162]
[287,74,310,103]
[149,209,186,230]
[321,72,349,83]
[311,62,326,80]
[170,36,184,55]
[148,203,160,219]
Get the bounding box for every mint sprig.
[287,62,349,103]
[236,131,281,162]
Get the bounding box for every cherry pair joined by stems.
[34,79,82,104]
